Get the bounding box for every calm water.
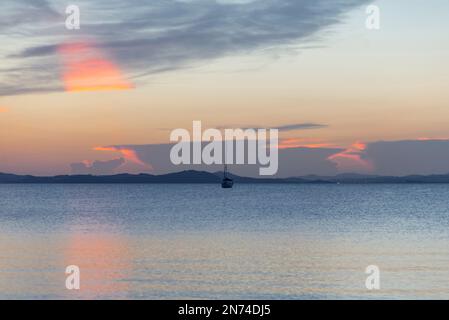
[0,184,448,299]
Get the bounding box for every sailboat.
[221,141,234,188]
[221,164,234,189]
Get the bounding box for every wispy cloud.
[0,0,59,30]
[1,0,370,96]
[276,123,328,132]
[213,122,328,131]
[278,137,333,149]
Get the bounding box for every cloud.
[328,141,373,173]
[90,142,342,178]
[278,138,333,149]
[70,158,125,175]
[276,123,328,132]
[93,146,150,168]
[58,42,134,92]
[0,0,59,30]
[362,139,449,176]
[326,139,449,176]
[1,0,370,96]
[0,107,8,113]
[68,138,449,177]
[211,122,328,132]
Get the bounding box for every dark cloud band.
[1,0,370,96]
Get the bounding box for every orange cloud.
[58,42,133,92]
[0,107,8,113]
[94,146,150,168]
[328,141,373,172]
[278,138,372,172]
[278,138,334,149]
[352,141,367,151]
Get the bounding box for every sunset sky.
[1,0,449,176]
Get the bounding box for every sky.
[1,0,449,176]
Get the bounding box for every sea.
[0,184,448,299]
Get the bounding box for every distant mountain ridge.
[3,171,449,183]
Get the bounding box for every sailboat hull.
[221,179,234,188]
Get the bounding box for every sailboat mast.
[224,138,227,178]
[221,138,234,188]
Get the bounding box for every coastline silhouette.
[3,171,449,184]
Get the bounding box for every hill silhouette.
[2,171,449,184]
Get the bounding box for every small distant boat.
[221,164,234,189]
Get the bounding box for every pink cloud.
[328,141,373,173]
[278,138,335,150]
[93,146,152,170]
[58,42,134,92]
